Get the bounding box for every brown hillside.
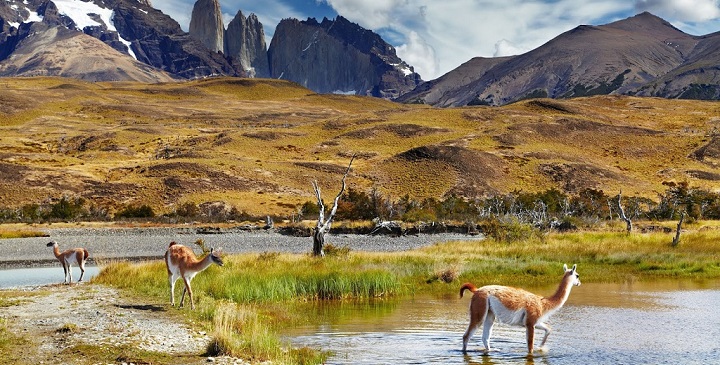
[0,77,718,216]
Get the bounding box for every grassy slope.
[0,77,718,216]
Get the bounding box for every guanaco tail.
[47,241,89,284]
[164,241,224,310]
[460,264,581,354]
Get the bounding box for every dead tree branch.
[311,156,355,256]
[617,191,632,233]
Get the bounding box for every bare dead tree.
[671,211,686,247]
[616,191,632,233]
[311,156,355,256]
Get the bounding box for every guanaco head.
[209,248,224,267]
[563,264,581,286]
[46,241,58,248]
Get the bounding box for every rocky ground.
[1,282,249,365]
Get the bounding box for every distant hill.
[1,77,718,216]
[397,12,720,106]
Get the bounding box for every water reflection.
[286,280,720,365]
[0,266,101,288]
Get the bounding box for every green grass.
[0,318,33,364]
[91,228,720,364]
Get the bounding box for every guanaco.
[46,241,89,284]
[460,264,581,354]
[164,241,224,310]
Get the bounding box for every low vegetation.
[92,227,720,364]
[0,318,33,365]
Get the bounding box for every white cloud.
[395,31,438,80]
[635,0,720,22]
[321,0,414,30]
[493,39,524,57]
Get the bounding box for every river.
[285,280,720,364]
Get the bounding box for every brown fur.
[164,243,223,310]
[47,241,88,284]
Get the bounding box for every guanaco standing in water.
[47,241,89,284]
[460,264,581,354]
[164,241,223,310]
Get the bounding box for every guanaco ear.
[572,264,577,272]
[563,264,568,272]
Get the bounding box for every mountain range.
[0,0,421,98]
[398,12,720,106]
[1,1,719,105]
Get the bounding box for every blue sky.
[151,0,720,80]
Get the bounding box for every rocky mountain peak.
[268,15,421,98]
[189,0,224,53]
[225,10,269,78]
[605,11,687,36]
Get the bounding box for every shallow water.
[285,280,720,364]
[0,266,101,288]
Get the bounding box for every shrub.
[48,196,86,220]
[479,217,541,243]
[115,204,155,218]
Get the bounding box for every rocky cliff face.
[189,0,223,53]
[225,11,269,78]
[268,16,421,98]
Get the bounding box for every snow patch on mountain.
[52,0,136,59]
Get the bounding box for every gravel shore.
[0,226,483,269]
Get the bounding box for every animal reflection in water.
[460,264,581,354]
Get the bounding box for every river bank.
[0,225,482,269]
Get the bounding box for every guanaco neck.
[186,253,215,273]
[541,273,574,312]
[52,244,62,259]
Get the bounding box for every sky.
[150,0,720,80]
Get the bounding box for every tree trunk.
[617,191,632,233]
[671,211,685,247]
[310,155,354,257]
[312,227,325,257]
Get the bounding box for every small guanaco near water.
[164,241,224,310]
[46,241,89,284]
[460,264,581,354]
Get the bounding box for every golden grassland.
[0,77,719,218]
